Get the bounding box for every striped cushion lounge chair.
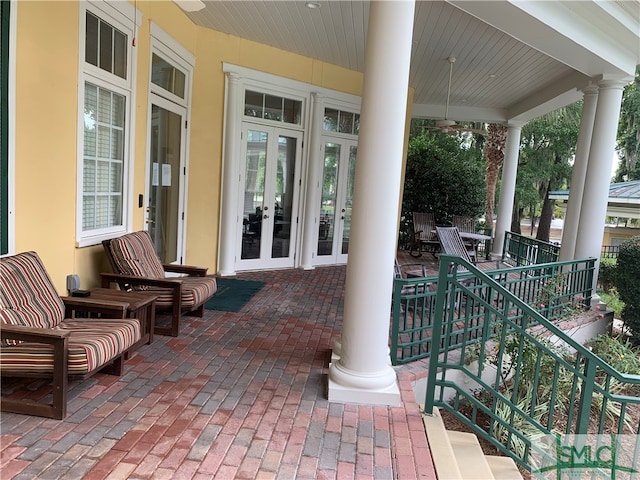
[1,251,141,419]
[101,231,218,337]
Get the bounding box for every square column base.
[327,377,401,406]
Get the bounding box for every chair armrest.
[60,297,128,318]
[1,323,71,344]
[100,272,183,289]
[162,264,208,277]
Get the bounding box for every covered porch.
[1,264,438,479]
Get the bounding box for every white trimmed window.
[77,3,137,246]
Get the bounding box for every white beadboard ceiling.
[180,0,640,123]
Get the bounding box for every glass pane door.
[147,100,185,264]
[241,129,267,260]
[237,124,301,270]
[272,135,297,259]
[318,143,340,257]
[340,145,357,258]
[316,139,357,265]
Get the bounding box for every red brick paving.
[1,264,436,479]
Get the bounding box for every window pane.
[97,126,110,158]
[112,94,124,127]
[283,98,301,125]
[174,69,185,98]
[82,82,125,232]
[96,196,109,228]
[151,53,186,98]
[83,159,96,192]
[97,160,110,192]
[111,129,123,160]
[98,89,111,123]
[264,94,282,121]
[354,114,360,134]
[324,108,338,132]
[84,85,98,156]
[151,54,171,91]
[82,195,95,230]
[244,90,263,118]
[339,111,354,134]
[113,29,127,79]
[110,196,122,226]
[110,162,122,191]
[99,21,113,72]
[85,12,99,67]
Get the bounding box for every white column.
[574,79,626,286]
[218,73,240,276]
[491,124,522,259]
[558,85,598,261]
[300,93,324,270]
[328,0,415,406]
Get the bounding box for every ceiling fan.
[424,57,485,135]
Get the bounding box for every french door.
[315,138,357,265]
[236,124,302,270]
[146,95,186,264]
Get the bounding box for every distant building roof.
[549,180,640,219]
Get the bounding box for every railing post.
[390,279,401,366]
[424,258,451,414]
[576,357,597,434]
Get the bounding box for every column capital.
[505,121,524,129]
[581,84,599,96]
[226,72,240,82]
[595,76,632,90]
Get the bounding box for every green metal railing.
[390,257,595,365]
[601,244,621,259]
[503,231,560,266]
[423,255,640,470]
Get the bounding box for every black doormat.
[204,277,265,312]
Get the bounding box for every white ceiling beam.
[447,0,639,78]
[411,103,507,123]
[506,70,590,122]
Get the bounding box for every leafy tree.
[400,128,485,246]
[514,103,581,241]
[614,66,640,182]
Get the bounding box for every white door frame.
[314,136,358,266]
[145,93,188,264]
[235,123,303,271]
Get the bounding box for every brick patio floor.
[1,263,437,479]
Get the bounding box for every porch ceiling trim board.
[178,0,639,127]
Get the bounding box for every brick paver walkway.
[1,265,436,479]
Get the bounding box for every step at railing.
[423,407,523,480]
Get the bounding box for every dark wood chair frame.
[101,238,210,337]
[1,298,131,420]
[409,212,440,258]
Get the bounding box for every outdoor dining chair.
[410,212,439,257]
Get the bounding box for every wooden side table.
[87,288,156,350]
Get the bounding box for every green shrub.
[615,236,640,341]
[400,132,486,248]
[586,334,640,374]
[598,257,617,292]
[598,289,625,319]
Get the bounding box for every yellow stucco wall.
[603,226,640,246]
[12,0,367,294]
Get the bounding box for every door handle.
[146,219,155,224]
[263,214,269,219]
